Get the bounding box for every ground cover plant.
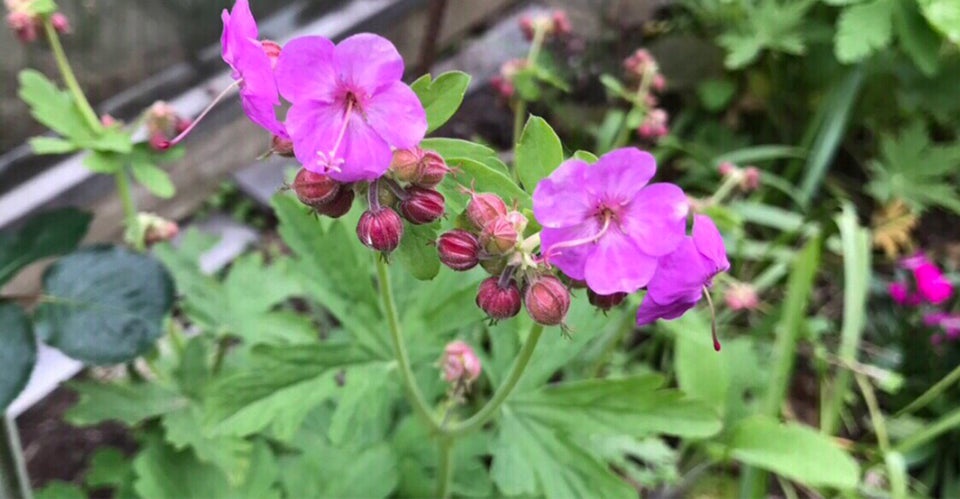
[2,0,960,497]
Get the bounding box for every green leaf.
[835,0,895,62]
[697,78,737,111]
[0,207,91,286]
[717,33,763,69]
[29,136,78,154]
[394,222,440,280]
[894,0,942,75]
[280,441,398,499]
[30,0,58,15]
[573,150,599,163]
[86,447,132,488]
[205,343,371,440]
[133,434,280,499]
[163,405,254,486]
[34,482,85,499]
[328,362,395,446]
[515,116,564,194]
[411,71,471,134]
[0,302,36,411]
[65,381,186,426]
[491,408,635,498]
[131,161,175,199]
[728,416,860,489]
[511,375,722,439]
[83,150,124,174]
[35,246,175,364]
[18,69,97,145]
[918,0,960,44]
[419,138,509,174]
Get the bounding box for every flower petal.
[275,35,338,103]
[636,296,698,326]
[334,34,404,94]
[645,238,708,305]
[240,91,285,138]
[591,148,656,200]
[334,116,393,181]
[584,229,657,294]
[621,182,688,257]
[692,214,730,273]
[533,159,596,229]
[541,220,600,281]
[363,81,427,149]
[221,0,259,67]
[286,100,345,173]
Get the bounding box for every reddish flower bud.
[357,208,404,253]
[293,168,341,208]
[741,167,761,191]
[261,40,281,68]
[718,162,736,177]
[552,10,571,36]
[480,217,518,255]
[148,130,168,151]
[271,135,295,157]
[100,114,118,127]
[174,117,192,135]
[652,74,666,92]
[490,76,515,99]
[524,275,571,326]
[438,229,480,271]
[504,210,528,234]
[50,12,70,34]
[399,187,445,225]
[725,283,759,311]
[587,289,627,311]
[315,186,354,218]
[476,276,522,320]
[390,147,422,183]
[441,340,482,385]
[7,11,36,43]
[417,151,449,187]
[465,192,508,230]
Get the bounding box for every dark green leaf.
[894,0,942,75]
[835,0,895,62]
[395,222,440,280]
[34,482,85,499]
[65,381,186,426]
[697,78,737,111]
[0,207,91,285]
[918,0,960,45]
[411,71,471,134]
[35,246,175,364]
[0,302,36,411]
[86,448,132,488]
[515,116,564,194]
[163,405,253,486]
[728,416,860,489]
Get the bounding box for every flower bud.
[6,11,36,43]
[261,40,281,68]
[357,208,404,253]
[480,217,518,255]
[552,10,571,36]
[587,289,627,311]
[50,12,69,34]
[718,162,736,177]
[638,108,669,140]
[417,151,449,187]
[741,167,760,191]
[399,186,445,225]
[390,147,423,183]
[441,340,482,385]
[315,186,354,218]
[148,130,168,151]
[271,135,295,157]
[504,210,528,234]
[476,276,522,320]
[293,168,341,208]
[724,283,759,311]
[136,213,179,247]
[524,275,570,326]
[438,229,480,271]
[465,192,508,230]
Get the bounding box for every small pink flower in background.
[491,58,528,100]
[441,341,482,385]
[623,48,657,79]
[725,282,759,311]
[638,108,669,140]
[50,11,69,34]
[534,147,689,295]
[221,0,286,138]
[275,34,427,182]
[6,10,35,42]
[888,282,920,306]
[914,262,953,305]
[636,215,730,326]
[925,313,960,342]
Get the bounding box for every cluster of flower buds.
[437,191,571,327]
[519,10,571,42]
[491,58,528,100]
[144,101,191,151]
[292,168,355,218]
[718,162,761,192]
[5,0,69,43]
[639,108,669,140]
[623,49,670,141]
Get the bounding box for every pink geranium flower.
[914,262,953,305]
[220,0,286,137]
[533,148,689,294]
[275,34,427,182]
[636,214,730,326]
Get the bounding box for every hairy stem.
[375,257,441,432]
[445,323,545,437]
[43,19,100,131]
[436,436,455,498]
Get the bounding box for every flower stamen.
[543,210,613,263]
[317,95,356,173]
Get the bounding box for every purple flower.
[275,34,427,182]
[636,214,730,326]
[534,148,689,294]
[925,312,960,341]
[221,0,286,138]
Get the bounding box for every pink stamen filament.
[544,212,613,261]
[317,96,355,172]
[159,80,241,149]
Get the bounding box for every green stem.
[0,416,31,499]
[43,19,100,131]
[375,257,441,432]
[115,170,142,251]
[444,324,545,437]
[897,362,960,417]
[211,336,230,375]
[436,436,455,498]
